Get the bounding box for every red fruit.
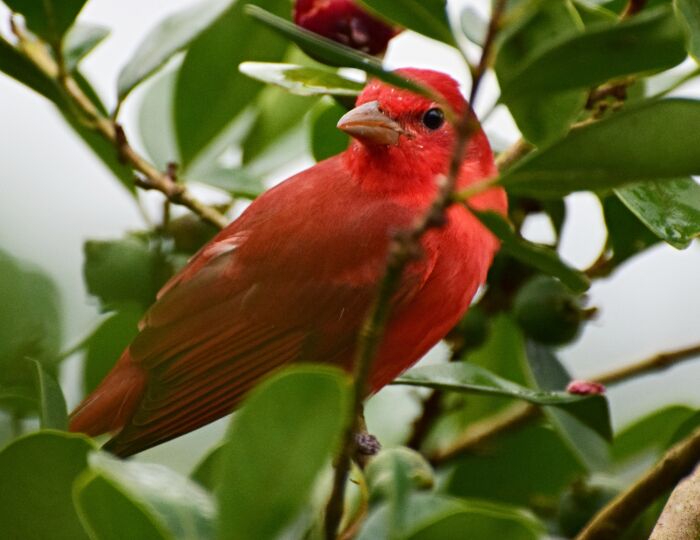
[294,0,399,55]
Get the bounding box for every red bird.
[69,68,506,456]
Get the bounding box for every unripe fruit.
[293,0,399,55]
[513,275,586,345]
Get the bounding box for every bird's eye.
[422,108,445,130]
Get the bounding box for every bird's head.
[338,68,498,199]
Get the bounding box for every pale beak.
[337,101,403,146]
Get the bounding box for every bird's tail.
[68,349,146,437]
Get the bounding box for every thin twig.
[576,425,700,540]
[428,342,700,464]
[469,0,507,105]
[10,24,228,230]
[650,464,700,540]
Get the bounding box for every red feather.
[69,68,506,456]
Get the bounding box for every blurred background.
[1,0,699,473]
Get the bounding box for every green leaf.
[137,69,180,170]
[615,178,700,249]
[495,0,587,145]
[501,99,700,197]
[0,250,61,417]
[523,342,611,470]
[245,6,431,98]
[242,84,316,163]
[365,448,434,533]
[117,0,235,102]
[240,62,364,96]
[82,306,143,394]
[4,0,88,46]
[471,209,590,293]
[407,504,542,540]
[446,423,585,507]
[73,474,170,540]
[63,24,109,71]
[357,0,455,46]
[195,167,265,198]
[30,359,68,430]
[601,194,660,269]
[0,432,95,540]
[612,406,696,467]
[77,452,216,540]
[394,361,608,436]
[358,493,543,540]
[501,5,686,99]
[83,236,170,311]
[175,0,290,166]
[190,442,225,491]
[676,0,700,61]
[217,366,349,540]
[309,99,351,162]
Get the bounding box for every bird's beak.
[337,101,403,146]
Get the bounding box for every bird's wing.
[105,157,437,456]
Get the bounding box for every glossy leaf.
[446,423,585,507]
[358,0,455,45]
[615,178,700,249]
[242,84,316,163]
[612,406,696,467]
[407,504,542,540]
[195,167,265,198]
[471,209,590,293]
[83,237,170,311]
[190,443,225,491]
[175,0,290,166]
[0,250,61,417]
[63,24,109,71]
[601,194,660,268]
[117,0,234,102]
[495,0,586,145]
[501,99,700,197]
[358,493,543,540]
[82,306,143,394]
[245,6,431,99]
[676,0,700,60]
[395,361,608,441]
[4,0,88,45]
[217,366,349,540]
[30,359,68,430]
[365,448,434,533]
[240,62,363,96]
[501,6,686,99]
[77,452,216,540]
[310,99,350,162]
[523,342,612,470]
[0,432,95,540]
[74,474,170,540]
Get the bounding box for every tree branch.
[577,426,700,540]
[10,23,228,230]
[428,342,700,464]
[650,464,700,540]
